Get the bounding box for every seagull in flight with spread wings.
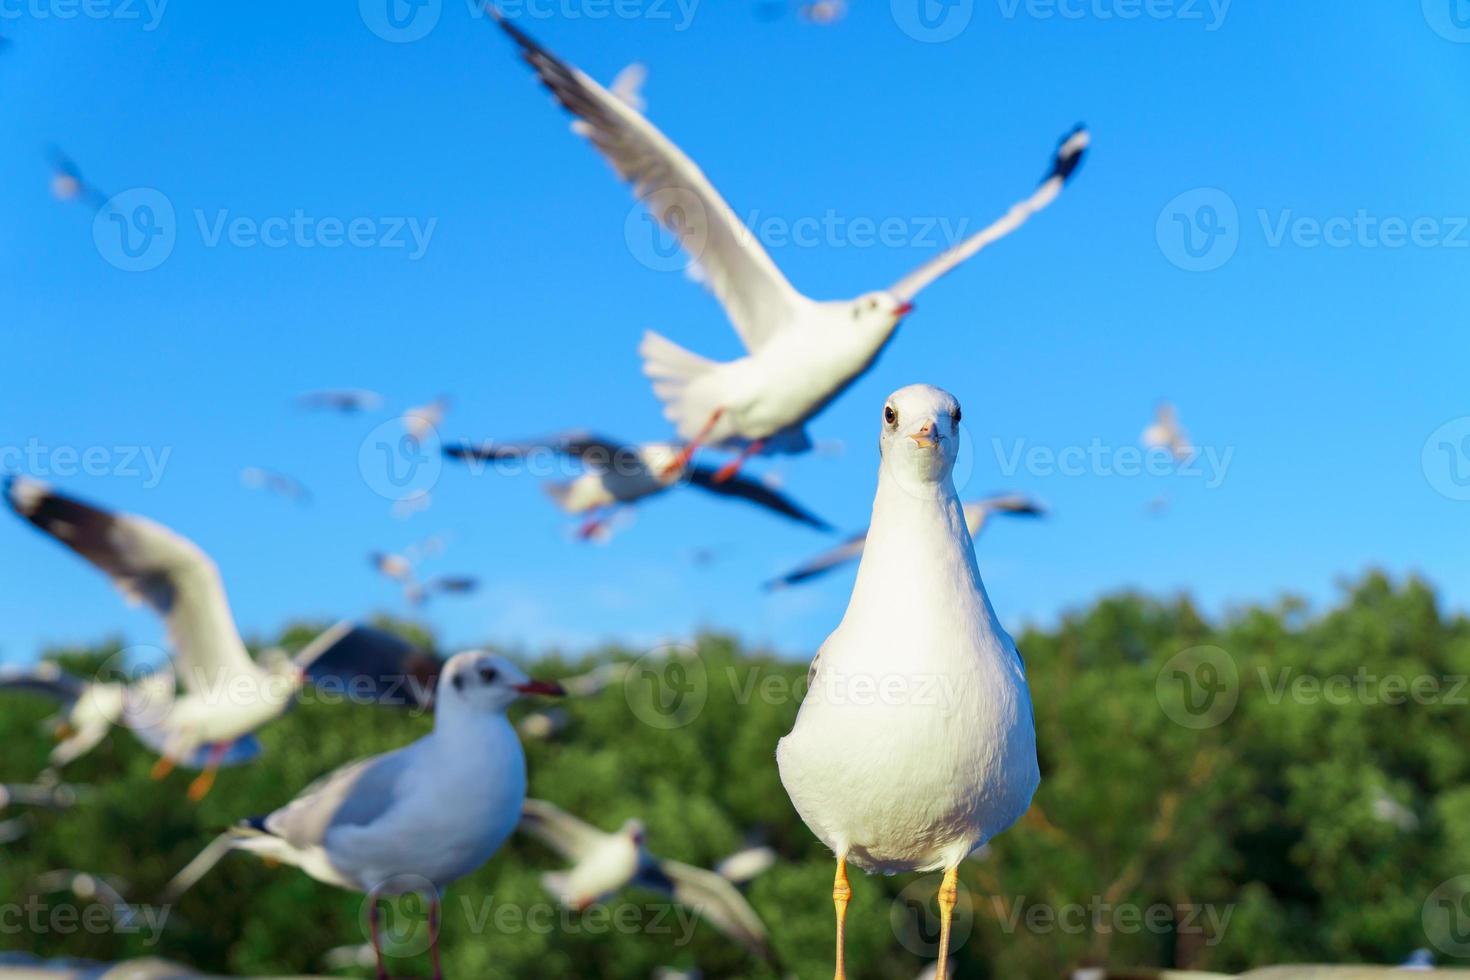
[444,431,831,541]
[4,477,439,800]
[767,492,1046,589]
[491,11,1088,481]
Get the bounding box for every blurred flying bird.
[29,870,153,932]
[0,661,134,768]
[4,477,439,799]
[767,492,1046,589]
[1142,400,1192,462]
[1370,790,1419,832]
[369,537,475,607]
[240,467,311,505]
[392,489,434,520]
[517,706,570,740]
[800,0,848,23]
[492,12,1088,480]
[164,652,564,979]
[403,396,451,448]
[777,386,1040,980]
[405,575,481,607]
[444,432,832,540]
[296,388,384,414]
[518,798,774,963]
[46,145,110,212]
[1,781,89,811]
[558,661,632,698]
[715,837,778,886]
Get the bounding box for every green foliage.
[0,572,1465,977]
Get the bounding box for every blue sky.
[1,0,1466,663]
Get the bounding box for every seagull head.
[619,817,648,847]
[878,384,963,486]
[438,651,566,715]
[849,291,913,335]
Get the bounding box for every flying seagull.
[1142,400,1192,462]
[777,386,1040,980]
[518,798,774,963]
[4,477,438,798]
[165,652,564,980]
[766,493,1045,589]
[46,145,110,212]
[296,388,384,414]
[444,431,832,540]
[491,11,1088,480]
[240,467,311,505]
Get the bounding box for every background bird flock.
[1,3,1462,980]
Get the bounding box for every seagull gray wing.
[636,857,773,962]
[960,493,1046,537]
[260,749,415,852]
[492,12,811,353]
[4,477,255,693]
[890,126,1089,303]
[685,466,832,532]
[295,624,441,710]
[518,798,609,861]
[765,532,869,590]
[445,431,643,474]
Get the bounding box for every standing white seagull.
[165,651,564,980]
[4,477,438,799]
[766,492,1046,589]
[491,11,1088,479]
[776,385,1040,980]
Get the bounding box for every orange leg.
[661,408,725,478]
[711,439,766,484]
[149,755,176,781]
[186,741,233,802]
[576,507,611,541]
[935,865,959,980]
[833,856,851,980]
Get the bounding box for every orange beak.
[895,302,915,318]
[909,421,938,449]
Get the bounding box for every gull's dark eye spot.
[951,404,962,425]
[479,666,499,684]
[452,673,466,692]
[884,405,897,426]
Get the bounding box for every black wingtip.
[1049,123,1089,183]
[239,815,270,835]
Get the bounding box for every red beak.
[513,679,567,697]
[895,302,915,318]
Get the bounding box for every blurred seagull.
[46,145,110,212]
[403,396,451,448]
[715,837,777,886]
[445,431,831,540]
[767,492,1046,589]
[0,661,133,768]
[777,386,1040,980]
[1142,400,1192,462]
[4,476,438,800]
[800,0,848,23]
[1,781,89,811]
[30,870,153,932]
[492,12,1088,481]
[165,652,564,980]
[405,575,481,608]
[559,661,632,698]
[239,466,311,505]
[518,798,774,962]
[517,706,570,740]
[296,388,384,414]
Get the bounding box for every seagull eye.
[951,405,962,425]
[479,666,499,684]
[884,405,897,426]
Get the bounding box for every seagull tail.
[638,330,722,443]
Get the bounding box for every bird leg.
[934,865,960,980]
[575,507,611,541]
[368,888,387,980]
[428,893,443,980]
[186,741,233,802]
[832,856,851,980]
[148,755,176,781]
[661,408,725,478]
[711,439,766,484]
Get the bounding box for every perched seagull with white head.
[491,11,1088,480]
[1142,400,1192,462]
[776,385,1040,980]
[518,798,775,964]
[4,477,439,799]
[445,431,832,540]
[766,492,1046,589]
[165,651,563,980]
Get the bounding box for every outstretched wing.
[445,430,642,474]
[518,798,610,861]
[889,126,1089,302]
[685,467,831,532]
[639,857,773,962]
[296,625,440,710]
[764,532,868,590]
[5,477,255,693]
[492,12,811,352]
[0,663,86,707]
